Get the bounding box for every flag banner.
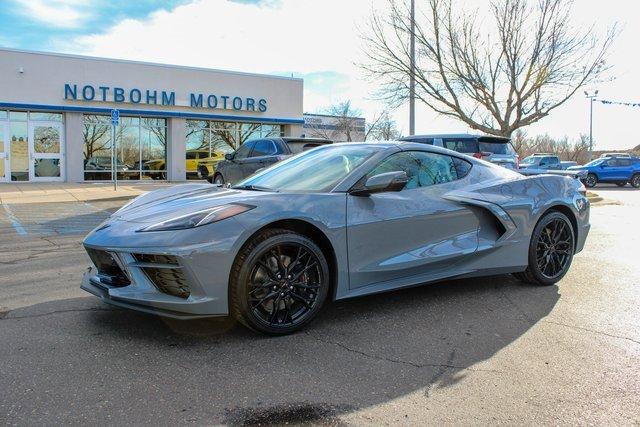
[597,99,640,107]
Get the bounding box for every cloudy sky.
[1,0,638,149]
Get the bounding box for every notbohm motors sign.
[63,83,268,112]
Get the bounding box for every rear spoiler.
[518,168,587,179]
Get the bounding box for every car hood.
[111,183,269,225]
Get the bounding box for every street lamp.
[584,90,598,160]
[409,0,415,136]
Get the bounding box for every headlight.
[136,203,254,232]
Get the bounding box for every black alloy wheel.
[230,229,329,335]
[584,173,598,188]
[513,211,575,286]
[631,174,640,189]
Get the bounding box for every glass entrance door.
[29,122,64,181]
[0,123,8,182]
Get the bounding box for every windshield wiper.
[232,184,276,192]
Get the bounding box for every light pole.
[584,90,598,161]
[409,0,415,136]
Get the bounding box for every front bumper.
[80,216,250,318]
[81,269,219,319]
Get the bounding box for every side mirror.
[350,171,409,197]
[225,153,235,161]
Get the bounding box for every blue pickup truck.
[568,156,640,188]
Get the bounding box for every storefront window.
[83,115,167,181]
[185,120,283,179]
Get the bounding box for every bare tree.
[361,0,617,137]
[512,131,591,163]
[365,110,401,140]
[306,101,365,142]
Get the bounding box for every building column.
[167,117,186,181]
[64,112,84,182]
[285,124,303,137]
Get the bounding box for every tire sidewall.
[214,174,224,185]
[233,232,330,334]
[528,211,575,286]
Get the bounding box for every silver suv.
[399,133,519,169]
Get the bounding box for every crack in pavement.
[305,332,503,374]
[0,307,119,321]
[541,320,640,346]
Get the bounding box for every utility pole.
[584,90,598,161]
[409,0,415,136]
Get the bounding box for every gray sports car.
[81,142,590,334]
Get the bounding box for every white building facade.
[0,48,304,182]
[302,113,366,142]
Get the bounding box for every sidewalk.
[0,182,190,204]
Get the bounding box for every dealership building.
[0,48,307,183]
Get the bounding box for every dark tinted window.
[443,138,478,153]
[251,140,277,157]
[186,152,198,160]
[368,151,469,190]
[618,159,632,167]
[545,156,559,165]
[479,142,515,155]
[234,141,255,159]
[606,159,618,167]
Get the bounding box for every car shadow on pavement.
[0,273,559,424]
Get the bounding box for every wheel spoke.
[257,260,277,280]
[289,292,313,309]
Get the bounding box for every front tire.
[513,211,575,286]
[213,174,225,185]
[631,174,640,188]
[229,229,330,335]
[584,173,598,188]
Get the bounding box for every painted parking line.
[2,204,28,236]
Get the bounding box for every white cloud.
[67,0,640,148]
[12,0,89,29]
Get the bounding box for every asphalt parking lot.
[0,186,639,425]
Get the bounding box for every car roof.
[328,140,480,159]
[399,133,510,143]
[280,137,332,144]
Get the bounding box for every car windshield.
[521,156,537,164]
[585,159,604,167]
[235,145,380,192]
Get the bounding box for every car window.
[546,157,559,165]
[186,152,197,160]
[618,159,632,167]
[442,138,478,153]
[367,151,469,190]
[234,142,255,159]
[478,142,515,155]
[606,159,618,167]
[251,140,277,157]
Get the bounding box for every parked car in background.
[560,161,578,170]
[213,137,331,185]
[600,152,631,159]
[399,133,519,169]
[519,154,562,170]
[144,149,226,180]
[84,156,131,180]
[568,156,640,188]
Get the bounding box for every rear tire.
[513,211,575,286]
[584,173,598,188]
[229,229,330,335]
[213,174,225,185]
[631,174,640,189]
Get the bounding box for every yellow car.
[145,149,225,180]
